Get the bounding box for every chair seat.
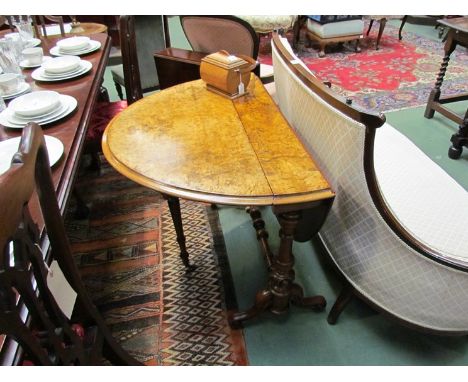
[86,101,127,142]
[238,15,296,34]
[306,18,364,38]
[363,15,405,21]
[260,63,274,79]
[374,123,468,265]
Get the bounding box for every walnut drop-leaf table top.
[102,77,333,206]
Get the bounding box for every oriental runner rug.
[64,156,248,365]
[258,24,468,113]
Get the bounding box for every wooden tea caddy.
[200,50,257,99]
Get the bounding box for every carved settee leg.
[327,282,355,325]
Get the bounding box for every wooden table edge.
[102,130,333,207]
[56,33,111,215]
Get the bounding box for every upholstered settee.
[271,33,468,334]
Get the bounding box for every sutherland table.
[102,77,335,326]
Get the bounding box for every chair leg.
[375,18,387,50]
[398,16,407,40]
[114,81,124,100]
[366,19,374,36]
[88,150,102,172]
[318,42,326,58]
[73,188,90,220]
[355,39,361,53]
[292,16,305,50]
[99,85,110,102]
[327,282,355,325]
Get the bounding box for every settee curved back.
[271,33,468,334]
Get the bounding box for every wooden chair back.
[32,15,65,38]
[119,15,166,104]
[0,123,140,365]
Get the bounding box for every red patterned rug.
[259,24,468,112]
[65,156,248,365]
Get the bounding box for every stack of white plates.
[50,36,101,56]
[0,90,77,129]
[31,56,92,81]
[0,135,64,175]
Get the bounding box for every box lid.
[201,51,248,70]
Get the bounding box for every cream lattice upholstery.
[272,35,468,333]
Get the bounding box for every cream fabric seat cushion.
[374,123,468,265]
[306,18,364,38]
[238,15,296,33]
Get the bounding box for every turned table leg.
[424,31,457,119]
[229,208,326,327]
[163,194,195,272]
[449,109,468,159]
[246,206,273,270]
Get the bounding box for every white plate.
[8,95,76,125]
[50,40,101,57]
[9,90,61,117]
[0,95,77,129]
[1,82,31,100]
[42,55,81,74]
[9,101,66,123]
[42,67,83,78]
[41,62,84,78]
[24,38,41,48]
[20,56,52,69]
[31,60,92,82]
[0,135,64,176]
[56,36,90,51]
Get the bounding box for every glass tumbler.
[14,19,34,44]
[0,39,23,75]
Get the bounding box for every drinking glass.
[3,33,24,61]
[12,16,34,45]
[15,21,34,43]
[0,39,23,75]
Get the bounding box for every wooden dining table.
[102,76,335,326]
[0,32,111,237]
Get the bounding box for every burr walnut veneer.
[102,77,335,325]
